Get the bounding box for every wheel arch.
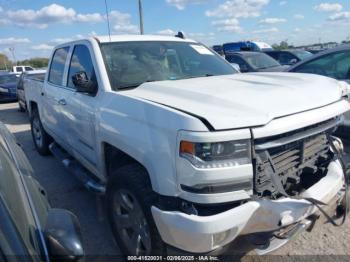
[102,142,157,190]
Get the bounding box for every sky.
[0,0,350,60]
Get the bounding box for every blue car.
[0,73,19,102]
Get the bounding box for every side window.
[16,67,23,72]
[24,67,33,71]
[226,56,249,71]
[266,52,279,60]
[67,45,97,89]
[279,52,295,65]
[293,51,350,80]
[48,47,69,85]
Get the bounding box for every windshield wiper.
[118,79,158,90]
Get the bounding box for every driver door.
[65,43,98,167]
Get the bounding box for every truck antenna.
[104,0,111,41]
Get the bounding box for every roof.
[95,34,197,44]
[253,42,272,49]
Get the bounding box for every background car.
[264,50,313,65]
[212,45,224,55]
[12,65,34,73]
[287,44,350,84]
[17,70,46,112]
[287,44,350,138]
[0,121,84,261]
[0,73,19,102]
[225,51,289,72]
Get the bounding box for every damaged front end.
[253,117,341,199]
[152,115,349,255]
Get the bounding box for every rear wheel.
[30,108,52,155]
[106,164,165,255]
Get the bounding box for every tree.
[272,41,294,50]
[0,53,12,70]
[17,57,49,69]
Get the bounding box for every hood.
[258,65,290,72]
[124,73,343,130]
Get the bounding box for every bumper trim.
[152,160,345,254]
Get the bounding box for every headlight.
[0,87,8,93]
[179,140,251,168]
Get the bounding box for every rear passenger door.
[42,47,70,141]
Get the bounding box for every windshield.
[100,41,237,90]
[291,50,313,60]
[244,53,280,69]
[0,75,18,85]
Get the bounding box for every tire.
[30,108,52,155]
[106,164,165,255]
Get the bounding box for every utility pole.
[138,0,144,34]
[9,47,16,66]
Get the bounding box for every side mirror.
[45,209,84,261]
[72,71,97,94]
[230,63,241,72]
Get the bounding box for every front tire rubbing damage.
[106,164,165,255]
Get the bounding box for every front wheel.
[106,164,165,255]
[30,108,52,155]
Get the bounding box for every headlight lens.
[0,87,8,93]
[180,140,251,168]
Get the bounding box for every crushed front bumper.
[151,160,346,254]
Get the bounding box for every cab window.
[48,47,69,85]
[292,50,350,80]
[279,52,296,65]
[67,45,97,89]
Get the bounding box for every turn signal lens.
[180,141,195,155]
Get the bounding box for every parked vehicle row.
[23,34,350,256]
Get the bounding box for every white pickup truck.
[26,35,350,256]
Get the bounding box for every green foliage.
[272,41,294,50]
[18,57,49,69]
[0,53,12,70]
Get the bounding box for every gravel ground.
[1,101,350,261]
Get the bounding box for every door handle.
[58,99,67,106]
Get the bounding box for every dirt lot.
[1,101,350,260]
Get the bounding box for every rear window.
[48,47,69,85]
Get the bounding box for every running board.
[49,143,106,194]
